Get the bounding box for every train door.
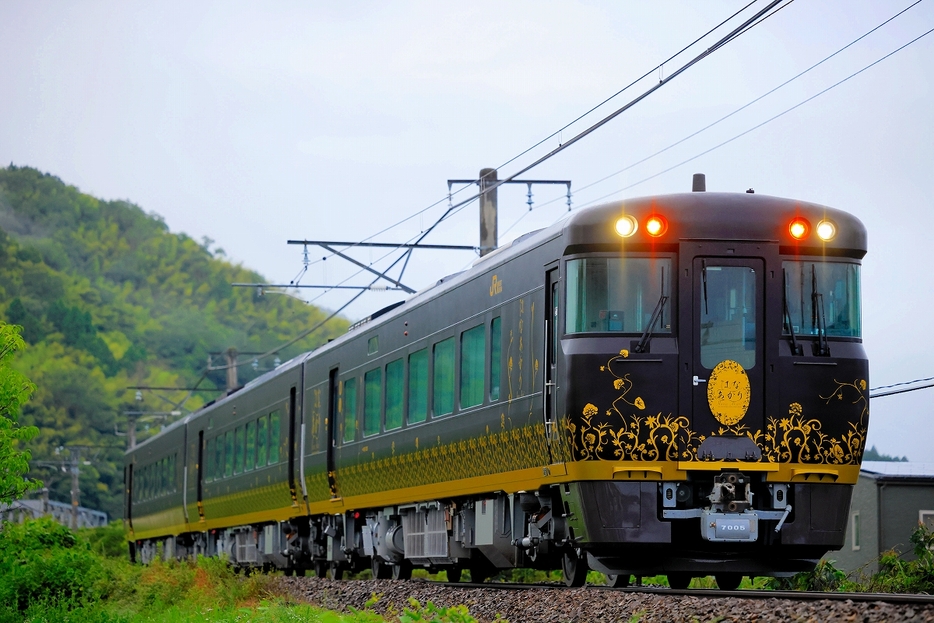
[125,462,133,529]
[326,368,340,499]
[196,430,205,522]
[288,387,298,506]
[691,256,765,448]
[544,267,560,461]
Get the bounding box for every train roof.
[564,192,867,256]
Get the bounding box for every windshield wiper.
[811,264,830,356]
[701,259,709,315]
[782,269,803,356]
[634,294,669,354]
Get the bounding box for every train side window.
[368,336,379,355]
[245,421,256,471]
[257,416,268,467]
[170,454,176,493]
[161,458,167,496]
[234,427,245,474]
[342,378,357,443]
[214,435,224,481]
[433,337,455,416]
[269,411,281,464]
[407,349,428,424]
[205,437,214,483]
[364,367,382,436]
[225,431,234,477]
[385,359,404,430]
[490,317,501,401]
[460,324,485,408]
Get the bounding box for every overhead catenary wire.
[569,22,934,211]
[497,0,927,238]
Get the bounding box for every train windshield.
[565,257,671,334]
[783,260,861,338]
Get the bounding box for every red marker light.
[645,215,668,237]
[789,218,810,240]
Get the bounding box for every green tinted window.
[407,349,428,424]
[385,359,404,430]
[433,337,455,416]
[566,257,671,334]
[224,431,234,477]
[214,435,224,480]
[256,416,267,467]
[269,411,280,464]
[783,260,861,338]
[490,317,501,401]
[364,368,382,436]
[234,427,244,474]
[342,378,357,443]
[460,324,485,408]
[245,420,255,471]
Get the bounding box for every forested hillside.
[0,165,349,518]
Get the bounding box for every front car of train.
[554,183,868,588]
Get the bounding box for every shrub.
[0,517,110,613]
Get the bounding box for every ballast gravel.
[279,577,934,623]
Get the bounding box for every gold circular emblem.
[706,360,750,426]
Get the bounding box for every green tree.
[0,322,39,504]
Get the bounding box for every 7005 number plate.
[700,511,759,542]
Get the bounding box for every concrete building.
[829,462,934,575]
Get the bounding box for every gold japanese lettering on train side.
[490,274,503,296]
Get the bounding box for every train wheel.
[446,567,462,583]
[392,561,413,581]
[371,557,392,579]
[562,549,588,587]
[313,560,327,578]
[667,573,691,589]
[328,562,344,581]
[715,573,743,591]
[605,573,631,588]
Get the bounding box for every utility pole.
[479,168,498,257]
[70,448,80,530]
[226,347,238,394]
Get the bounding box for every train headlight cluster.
[788,217,837,242]
[614,214,669,238]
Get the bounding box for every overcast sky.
[1,1,932,460]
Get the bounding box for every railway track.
[441,580,934,605]
[282,576,934,622]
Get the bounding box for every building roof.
[860,461,934,480]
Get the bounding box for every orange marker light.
[645,215,668,237]
[788,218,810,240]
[816,220,836,241]
[615,215,638,238]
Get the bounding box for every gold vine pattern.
[566,355,868,466]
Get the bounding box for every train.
[124,176,868,590]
